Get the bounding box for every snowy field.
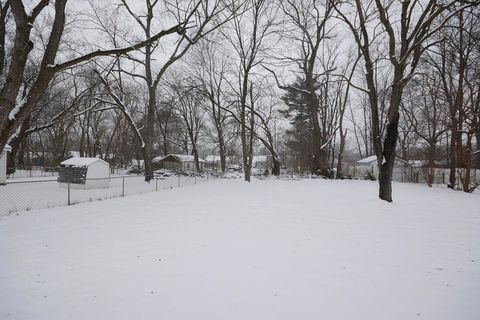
[0,179,479,320]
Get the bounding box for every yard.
[0,179,479,320]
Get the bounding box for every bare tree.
[0,0,191,155]
[225,0,277,181]
[402,72,447,186]
[189,42,233,172]
[167,77,206,171]
[91,0,242,180]
[332,0,479,201]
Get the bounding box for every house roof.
[61,157,108,167]
[154,154,205,163]
[3,144,12,151]
[357,155,377,164]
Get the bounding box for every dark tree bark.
[0,1,9,75]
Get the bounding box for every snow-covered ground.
[0,179,479,320]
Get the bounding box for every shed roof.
[61,157,108,167]
[357,155,377,164]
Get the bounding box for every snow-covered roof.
[61,157,108,167]
[357,155,377,164]
[3,144,12,151]
[252,155,270,162]
[154,154,205,163]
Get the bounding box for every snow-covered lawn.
[0,179,479,320]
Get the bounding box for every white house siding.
[0,151,7,185]
[0,146,11,185]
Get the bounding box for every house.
[252,155,272,170]
[0,145,11,185]
[355,155,423,181]
[58,157,110,189]
[153,154,204,171]
[204,155,235,170]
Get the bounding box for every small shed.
[0,144,12,185]
[355,155,379,178]
[153,154,204,171]
[58,157,110,189]
[357,155,378,167]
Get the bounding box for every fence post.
[155,178,158,191]
[122,176,125,196]
[68,182,71,206]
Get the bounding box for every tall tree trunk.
[426,141,436,187]
[476,130,480,169]
[378,112,400,202]
[336,129,347,179]
[448,129,457,189]
[163,137,168,156]
[306,74,326,174]
[218,131,226,172]
[7,114,30,171]
[463,132,473,192]
[272,156,280,176]
[192,146,200,172]
[143,92,155,181]
[378,72,405,203]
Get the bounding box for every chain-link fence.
[340,164,479,187]
[0,173,215,216]
[7,166,58,180]
[281,165,479,190]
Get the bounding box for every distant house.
[252,155,272,170]
[355,155,423,180]
[153,154,204,171]
[58,157,110,189]
[0,145,11,185]
[205,155,235,170]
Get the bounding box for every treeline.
[0,0,479,201]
